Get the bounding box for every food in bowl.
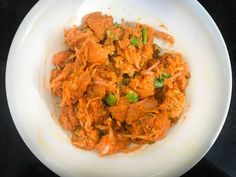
[50,12,190,156]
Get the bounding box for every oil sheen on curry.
[50,12,190,156]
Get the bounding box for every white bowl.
[6,0,232,177]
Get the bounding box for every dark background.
[0,0,235,177]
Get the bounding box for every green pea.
[126,91,139,103]
[104,93,118,106]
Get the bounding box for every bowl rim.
[5,0,232,177]
[176,0,233,175]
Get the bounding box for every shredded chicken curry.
[50,12,190,156]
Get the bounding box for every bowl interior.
[6,0,231,177]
